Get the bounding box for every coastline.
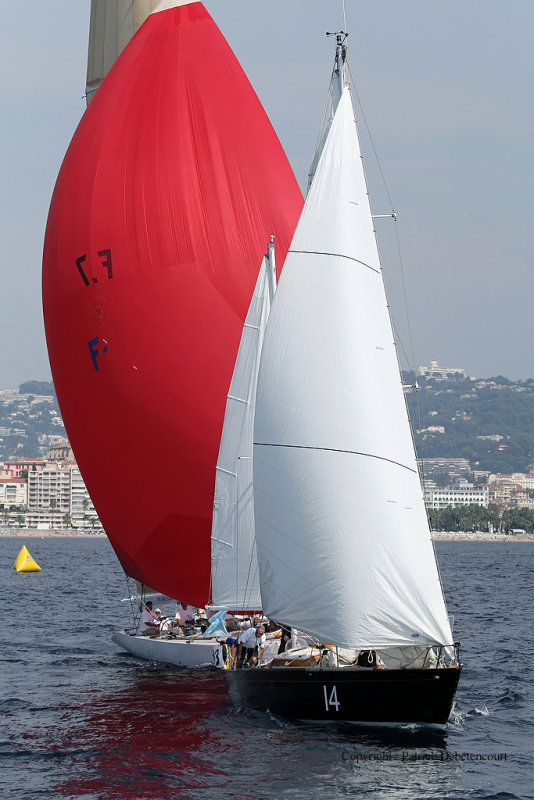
[431,532,534,542]
[0,529,106,538]
[1,529,533,542]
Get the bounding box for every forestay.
[253,88,454,650]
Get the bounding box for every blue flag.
[201,609,229,638]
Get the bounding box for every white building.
[0,477,27,508]
[416,360,467,381]
[27,462,100,528]
[70,466,100,527]
[424,483,489,509]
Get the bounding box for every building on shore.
[418,458,472,481]
[424,480,489,510]
[416,360,468,381]
[0,476,27,508]
[0,444,101,529]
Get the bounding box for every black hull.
[224,666,461,725]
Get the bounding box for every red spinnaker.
[42,1,303,606]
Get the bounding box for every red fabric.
[42,3,303,606]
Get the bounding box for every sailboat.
[42,0,303,658]
[223,33,462,725]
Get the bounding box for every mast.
[307,31,348,191]
[330,30,348,97]
[267,235,277,302]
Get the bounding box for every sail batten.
[255,443,419,473]
[287,249,381,273]
[253,87,453,650]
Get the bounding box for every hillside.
[0,382,66,460]
[2,375,534,475]
[404,373,534,474]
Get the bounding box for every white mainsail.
[210,258,272,611]
[253,87,454,650]
[86,0,160,102]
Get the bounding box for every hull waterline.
[224,666,462,725]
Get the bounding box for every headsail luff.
[43,1,303,607]
[253,79,453,649]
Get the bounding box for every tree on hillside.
[19,381,56,396]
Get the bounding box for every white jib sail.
[211,258,271,611]
[253,87,454,650]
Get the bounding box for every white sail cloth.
[253,88,454,650]
[86,0,160,101]
[210,259,271,611]
[307,55,345,190]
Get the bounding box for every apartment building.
[26,462,100,528]
[0,477,27,508]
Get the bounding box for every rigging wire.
[344,53,431,504]
[346,60,417,375]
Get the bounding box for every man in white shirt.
[138,600,159,636]
[237,625,266,666]
[175,602,196,629]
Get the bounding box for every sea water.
[0,537,532,800]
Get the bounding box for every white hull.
[112,630,217,668]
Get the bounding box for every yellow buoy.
[14,545,41,572]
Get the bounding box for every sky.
[1,0,533,389]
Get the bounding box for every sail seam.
[288,249,380,274]
[254,442,417,473]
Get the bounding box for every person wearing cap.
[237,625,266,666]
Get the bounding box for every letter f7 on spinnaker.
[42,1,303,606]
